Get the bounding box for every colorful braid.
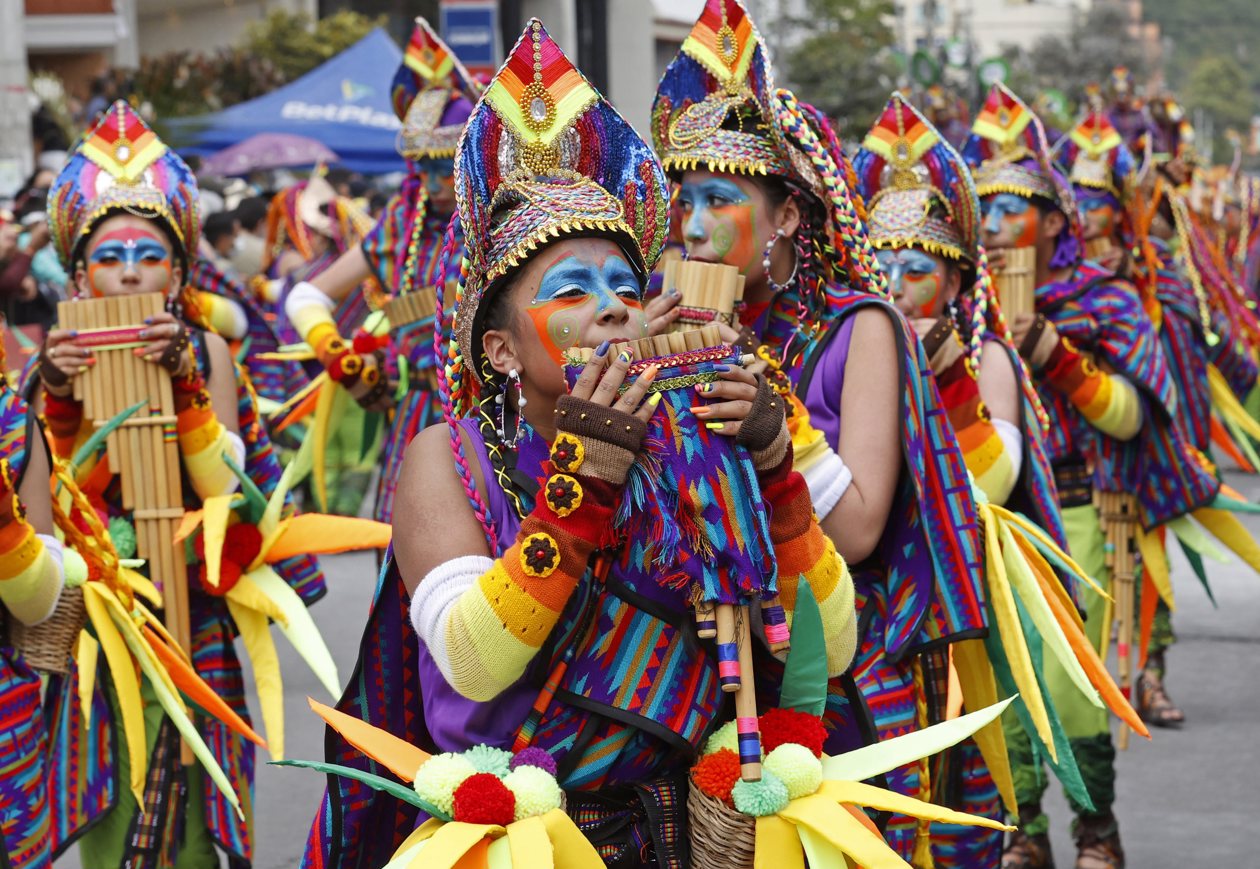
[433,215,499,548]
[772,89,888,299]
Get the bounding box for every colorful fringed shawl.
[42,332,325,865]
[0,387,52,869]
[304,419,724,869]
[187,256,310,408]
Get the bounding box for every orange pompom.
[691,748,741,805]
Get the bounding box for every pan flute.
[57,294,191,666]
[993,246,1037,318]
[1095,489,1138,749]
[383,287,439,391]
[659,260,745,332]
[1084,237,1117,263]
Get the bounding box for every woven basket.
[10,585,86,675]
[687,781,755,869]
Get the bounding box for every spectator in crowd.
[203,211,241,275]
[231,196,269,279]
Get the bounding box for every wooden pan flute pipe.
[993,246,1037,318]
[662,260,744,332]
[58,293,193,763]
[1096,489,1138,749]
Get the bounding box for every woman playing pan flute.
[305,21,857,869]
[35,101,327,869]
[650,0,988,859]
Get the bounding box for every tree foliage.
[1022,3,1149,105]
[241,10,386,83]
[1184,55,1254,162]
[1144,0,1260,91]
[772,0,901,136]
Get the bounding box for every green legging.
[79,679,218,869]
[1003,503,1117,834]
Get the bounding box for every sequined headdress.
[392,17,481,160]
[1054,110,1138,205]
[444,19,669,403]
[49,100,200,268]
[963,83,1078,230]
[854,92,979,264]
[651,0,886,299]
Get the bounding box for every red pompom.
[452,773,516,826]
[223,523,264,569]
[198,559,243,597]
[351,333,378,354]
[759,707,827,757]
[691,748,741,805]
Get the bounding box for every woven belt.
[1054,462,1093,509]
[566,773,690,869]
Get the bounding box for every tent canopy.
[174,29,405,175]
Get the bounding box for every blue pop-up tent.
[173,29,405,174]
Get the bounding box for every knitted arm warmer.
[43,390,88,460]
[937,355,1019,505]
[174,369,245,499]
[739,380,857,677]
[0,461,64,625]
[1039,339,1142,441]
[411,395,644,701]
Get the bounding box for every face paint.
[86,225,172,297]
[981,193,1039,249]
[875,248,948,318]
[678,177,760,274]
[524,249,644,363]
[1079,195,1117,241]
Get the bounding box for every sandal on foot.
[1137,671,1184,727]
[1074,814,1124,869]
[1003,829,1055,869]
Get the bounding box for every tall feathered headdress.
[1054,110,1139,205]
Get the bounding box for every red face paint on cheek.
[526,296,594,364]
[1004,212,1040,248]
[903,271,944,318]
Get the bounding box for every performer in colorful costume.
[965,83,1172,869]
[38,101,330,869]
[304,19,858,869]
[282,17,479,523]
[0,341,67,869]
[854,91,1079,868]
[651,2,990,860]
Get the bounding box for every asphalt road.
[59,473,1260,868]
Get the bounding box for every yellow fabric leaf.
[416,823,500,869]
[201,495,235,589]
[506,817,553,869]
[227,597,285,760]
[1136,527,1175,611]
[266,515,392,562]
[817,781,1013,830]
[779,794,908,869]
[248,565,339,698]
[83,584,145,805]
[75,629,99,726]
[1193,506,1260,574]
[540,808,606,869]
[120,567,163,608]
[952,639,1017,816]
[226,573,288,625]
[755,815,806,869]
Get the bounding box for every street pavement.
[60,473,1260,868]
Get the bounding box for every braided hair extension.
[398,183,431,297]
[432,215,499,548]
[797,99,870,227]
[476,355,527,521]
[771,89,888,300]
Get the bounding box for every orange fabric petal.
[266,515,392,561]
[307,696,430,781]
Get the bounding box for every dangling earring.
[496,368,527,448]
[945,297,960,327]
[762,228,798,294]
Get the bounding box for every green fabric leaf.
[779,577,827,717]
[271,759,449,820]
[1176,537,1218,607]
[70,398,147,472]
[1210,491,1260,514]
[223,453,269,525]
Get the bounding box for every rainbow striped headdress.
[48,100,200,268]
[963,83,1077,230]
[854,92,980,264]
[1054,110,1138,204]
[392,17,481,160]
[448,19,669,397]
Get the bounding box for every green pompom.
[704,720,739,756]
[763,743,823,800]
[63,548,88,588]
[503,765,564,820]
[412,753,476,818]
[732,770,790,817]
[463,744,512,777]
[108,517,136,559]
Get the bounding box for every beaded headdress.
[392,17,480,160]
[1054,110,1138,205]
[854,92,979,264]
[49,100,200,267]
[446,19,669,398]
[651,0,886,298]
[963,83,1078,232]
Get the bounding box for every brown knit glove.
[553,394,648,486]
[735,375,789,472]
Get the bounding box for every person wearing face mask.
[650,2,991,861]
[284,18,481,524]
[36,101,328,869]
[964,83,1186,869]
[304,21,858,868]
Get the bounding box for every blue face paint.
[88,237,171,271]
[526,250,644,363]
[981,193,1031,233]
[875,248,947,316]
[420,158,455,198]
[677,177,752,241]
